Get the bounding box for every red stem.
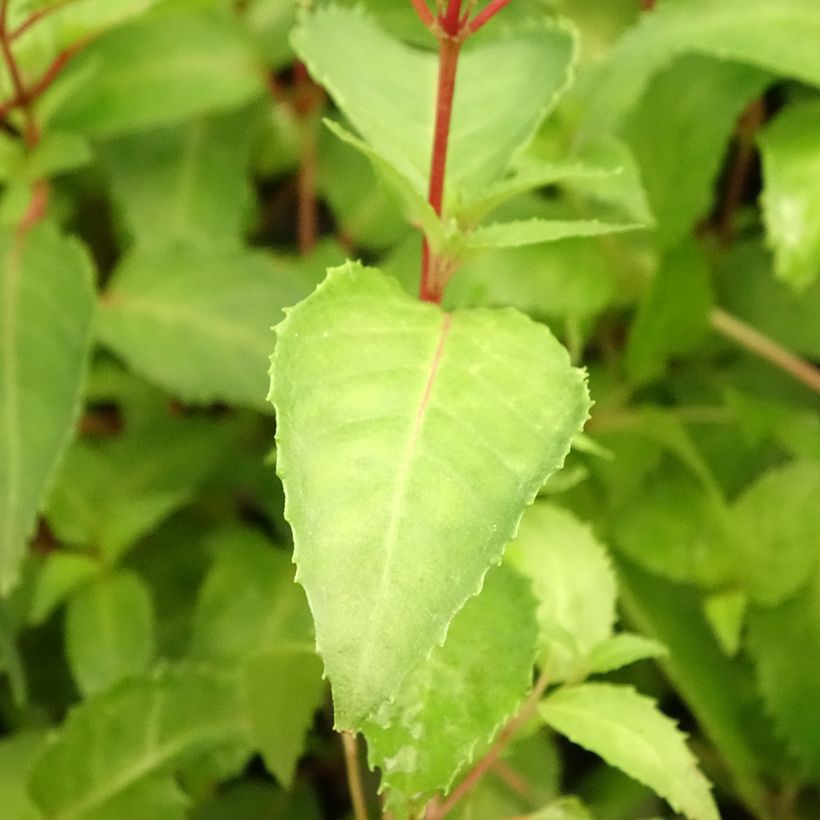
[468,0,514,33]
[420,36,461,303]
[411,0,435,27]
[441,0,463,36]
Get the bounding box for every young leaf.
[506,503,616,681]
[584,633,666,676]
[363,565,538,817]
[0,223,95,594]
[759,99,820,289]
[269,262,589,728]
[99,245,332,411]
[703,590,747,657]
[540,683,719,820]
[42,11,265,137]
[292,6,576,208]
[65,570,155,696]
[28,667,248,820]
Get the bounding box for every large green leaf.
[506,503,616,681]
[0,730,46,820]
[292,6,576,210]
[65,570,155,696]
[363,565,538,817]
[581,0,820,137]
[759,99,820,290]
[42,11,265,137]
[0,222,95,594]
[29,667,247,820]
[269,262,589,728]
[540,683,719,820]
[99,245,332,410]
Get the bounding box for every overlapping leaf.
[269,261,589,727]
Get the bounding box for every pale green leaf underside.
[584,633,667,676]
[29,667,247,820]
[540,683,719,820]
[292,6,576,209]
[269,262,589,727]
[0,223,95,595]
[582,0,820,137]
[364,565,538,817]
[759,99,820,290]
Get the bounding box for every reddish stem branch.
[411,0,435,27]
[468,0,514,33]
[10,0,76,40]
[291,62,323,255]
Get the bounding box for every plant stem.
[0,0,37,145]
[411,0,435,27]
[710,308,820,394]
[468,0,514,33]
[292,62,322,255]
[342,731,370,820]
[420,35,461,303]
[10,0,76,40]
[425,669,551,819]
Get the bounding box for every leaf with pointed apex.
[0,222,95,595]
[28,667,248,820]
[584,633,666,676]
[292,6,576,210]
[27,551,100,625]
[540,683,719,820]
[759,99,820,289]
[269,262,589,728]
[703,590,747,657]
[65,570,155,696]
[506,503,616,681]
[363,565,538,817]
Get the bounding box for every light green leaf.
[43,11,265,137]
[242,647,325,787]
[703,589,747,657]
[0,222,95,595]
[364,565,538,817]
[23,132,93,181]
[731,460,820,605]
[528,796,594,820]
[99,245,324,411]
[189,528,313,663]
[747,571,820,779]
[65,570,155,696]
[0,729,46,820]
[269,261,589,728]
[29,667,248,820]
[460,218,640,253]
[76,775,188,820]
[243,0,298,70]
[27,550,100,625]
[101,111,255,251]
[540,683,719,820]
[292,6,576,209]
[581,0,820,137]
[506,503,616,680]
[759,99,820,289]
[584,633,667,676]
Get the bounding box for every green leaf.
[584,633,666,676]
[189,528,313,663]
[29,667,248,820]
[747,571,820,778]
[193,780,321,820]
[625,241,713,383]
[0,222,95,594]
[65,570,155,696]
[292,6,576,209]
[528,796,595,820]
[242,647,325,787]
[43,11,265,137]
[100,111,255,251]
[269,261,589,728]
[0,729,46,820]
[702,590,747,657]
[506,503,616,681]
[759,99,820,289]
[363,565,538,817]
[622,56,769,247]
[98,245,331,411]
[540,683,719,820]
[581,0,820,137]
[27,550,100,625]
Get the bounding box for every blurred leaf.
[292,6,576,209]
[364,566,538,817]
[28,550,100,625]
[0,222,95,594]
[65,569,155,696]
[270,261,589,728]
[759,98,820,289]
[506,503,616,681]
[101,111,256,251]
[702,589,747,657]
[243,0,297,70]
[0,730,47,820]
[193,780,321,820]
[29,667,248,820]
[43,11,265,137]
[528,796,595,820]
[242,647,325,787]
[584,633,666,676]
[99,245,315,411]
[540,683,719,820]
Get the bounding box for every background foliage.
[1,0,820,818]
